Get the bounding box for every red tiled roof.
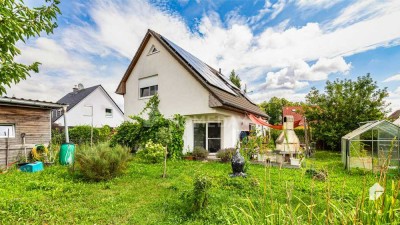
[282,106,305,126]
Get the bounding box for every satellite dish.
[78,83,84,90]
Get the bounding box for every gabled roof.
[389,109,400,120]
[283,106,305,126]
[116,29,268,118]
[52,85,123,122]
[0,96,65,109]
[342,120,400,140]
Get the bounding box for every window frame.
[105,108,113,117]
[139,84,158,99]
[0,124,16,138]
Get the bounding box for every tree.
[229,69,241,89]
[305,74,389,151]
[259,97,298,125]
[0,0,61,94]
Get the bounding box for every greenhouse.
[342,120,400,171]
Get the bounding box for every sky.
[6,0,400,114]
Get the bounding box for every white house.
[52,84,124,128]
[116,29,268,153]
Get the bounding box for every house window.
[105,108,113,117]
[193,122,221,153]
[0,124,15,138]
[249,123,256,131]
[140,85,158,98]
[139,75,158,98]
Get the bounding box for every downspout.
[63,106,69,143]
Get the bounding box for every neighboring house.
[0,97,65,166]
[282,106,305,127]
[116,29,268,153]
[389,109,400,126]
[52,84,124,128]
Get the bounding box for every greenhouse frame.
[341,120,400,171]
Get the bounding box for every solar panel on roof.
[161,36,237,96]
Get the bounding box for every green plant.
[305,74,388,150]
[68,125,112,145]
[0,0,61,95]
[216,148,236,163]
[136,140,165,164]
[188,174,212,212]
[192,146,208,160]
[74,143,131,181]
[110,95,185,158]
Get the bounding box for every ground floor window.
[193,122,221,153]
[0,124,15,138]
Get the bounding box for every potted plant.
[183,152,194,160]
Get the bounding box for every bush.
[192,147,208,160]
[110,121,141,151]
[216,148,236,163]
[110,95,186,158]
[136,140,165,164]
[53,125,113,145]
[192,174,212,211]
[183,174,212,213]
[74,143,131,181]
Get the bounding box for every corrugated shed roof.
[0,96,65,109]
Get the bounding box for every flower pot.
[184,155,194,160]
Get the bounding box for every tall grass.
[229,145,400,224]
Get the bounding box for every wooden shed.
[0,97,67,167]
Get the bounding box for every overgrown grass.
[0,151,398,224]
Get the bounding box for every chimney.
[283,115,294,130]
[219,68,221,73]
[73,85,78,93]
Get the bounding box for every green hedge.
[51,125,112,145]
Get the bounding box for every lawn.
[0,151,397,224]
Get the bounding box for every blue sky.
[7,0,400,113]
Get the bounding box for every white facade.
[123,35,264,153]
[54,87,124,128]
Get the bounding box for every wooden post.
[304,117,310,157]
[5,129,9,168]
[63,106,69,143]
[162,146,167,178]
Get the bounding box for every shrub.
[183,174,212,213]
[74,143,131,181]
[110,121,141,151]
[192,147,208,160]
[136,140,165,164]
[192,174,212,211]
[53,125,113,145]
[110,95,185,158]
[216,148,236,163]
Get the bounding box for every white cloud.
[327,0,400,29]
[383,74,400,82]
[5,0,400,109]
[249,89,307,103]
[296,0,342,9]
[261,57,350,90]
[248,0,286,27]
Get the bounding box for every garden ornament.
[230,149,246,177]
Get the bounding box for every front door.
[193,122,221,153]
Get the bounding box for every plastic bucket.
[59,143,75,165]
